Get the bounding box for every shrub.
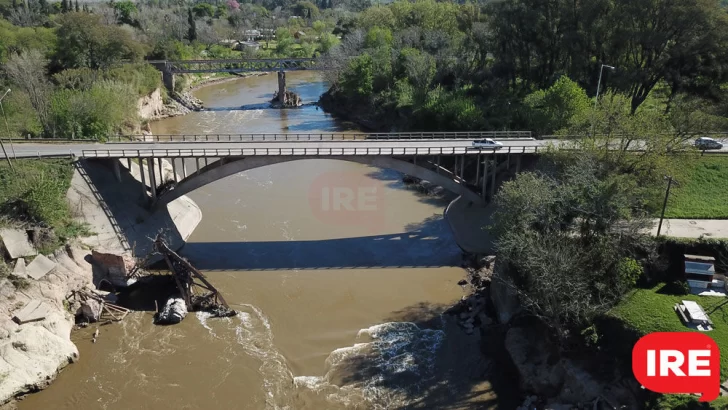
[50,80,137,140]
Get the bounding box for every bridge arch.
[155,156,484,207]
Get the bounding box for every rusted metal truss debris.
[154,235,236,318]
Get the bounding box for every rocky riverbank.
[444,254,641,410]
[0,244,92,405]
[0,156,202,405]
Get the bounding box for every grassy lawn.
[666,156,728,219]
[611,283,728,380]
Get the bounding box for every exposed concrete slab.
[11,300,52,324]
[0,228,37,259]
[444,196,495,254]
[26,254,56,280]
[12,258,27,279]
[66,158,201,265]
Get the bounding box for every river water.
[20,72,506,409]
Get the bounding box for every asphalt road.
[3,138,728,159]
[0,139,555,159]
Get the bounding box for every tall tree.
[74,0,79,12]
[187,8,197,42]
[61,0,68,12]
[5,51,53,135]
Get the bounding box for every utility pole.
[591,64,615,138]
[0,89,13,170]
[656,175,675,237]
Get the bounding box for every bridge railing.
[166,58,318,74]
[108,131,533,143]
[81,144,545,158]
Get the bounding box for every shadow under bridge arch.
[155,156,485,207]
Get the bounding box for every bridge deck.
[81,145,544,158]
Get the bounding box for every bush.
[0,159,74,230]
[50,80,137,140]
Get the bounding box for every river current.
[19,72,506,409]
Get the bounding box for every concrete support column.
[516,155,522,173]
[139,158,147,199]
[112,159,121,183]
[126,158,132,171]
[196,158,201,173]
[182,160,188,178]
[460,155,465,181]
[277,71,286,103]
[436,156,441,174]
[162,70,175,93]
[147,158,157,200]
[171,158,178,183]
[482,156,488,199]
[490,157,497,200]
[475,154,481,186]
[158,158,163,183]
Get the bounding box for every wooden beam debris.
[153,235,236,318]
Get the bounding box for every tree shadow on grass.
[323,301,520,409]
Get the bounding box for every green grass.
[666,156,728,219]
[611,284,728,408]
[0,159,88,250]
[611,283,728,380]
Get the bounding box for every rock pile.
[172,92,204,111]
[452,293,491,335]
[271,90,303,108]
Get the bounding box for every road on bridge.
[1,139,555,159]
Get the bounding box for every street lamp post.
[592,64,615,137]
[0,89,13,170]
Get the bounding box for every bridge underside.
[140,153,529,209]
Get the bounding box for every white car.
[695,137,723,150]
[472,138,503,150]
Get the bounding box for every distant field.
[665,155,728,219]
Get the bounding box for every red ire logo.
[632,332,720,401]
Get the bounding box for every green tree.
[113,1,137,26]
[491,154,653,338]
[74,0,78,12]
[364,26,393,49]
[192,3,215,18]
[53,13,147,70]
[524,75,590,135]
[187,8,197,42]
[293,1,319,19]
[340,53,374,96]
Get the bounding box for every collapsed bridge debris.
[153,235,236,324]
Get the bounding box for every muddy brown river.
[20,72,509,409]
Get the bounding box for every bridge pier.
[138,157,147,200]
[277,71,286,104]
[490,158,497,200]
[147,158,157,200]
[163,69,175,93]
[482,156,489,200]
[112,159,122,183]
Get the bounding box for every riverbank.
[0,157,202,405]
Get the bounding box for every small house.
[683,254,719,290]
